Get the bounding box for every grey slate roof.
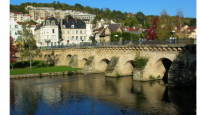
[35,17,60,30]
[108,24,123,32]
[62,19,86,29]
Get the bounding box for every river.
[10,74,196,115]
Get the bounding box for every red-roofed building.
[124,26,143,36]
[16,21,36,35]
[36,17,45,24]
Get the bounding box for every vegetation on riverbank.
[10,66,81,75]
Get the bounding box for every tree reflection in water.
[10,74,196,115]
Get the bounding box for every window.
[51,42,53,46]
[52,29,54,33]
[15,25,18,28]
[51,20,55,25]
[10,31,11,35]
[72,36,74,40]
[76,36,78,40]
[54,42,56,46]
[80,36,82,40]
[17,31,21,34]
[10,25,11,28]
[47,35,49,39]
[68,31,69,34]
[71,25,74,28]
[80,30,82,34]
[72,30,74,34]
[46,20,50,25]
[84,36,86,40]
[76,30,78,34]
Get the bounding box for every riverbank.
[10,70,103,79]
[10,66,82,75]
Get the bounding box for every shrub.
[115,72,120,77]
[134,52,149,69]
[149,75,156,80]
[68,71,73,75]
[11,60,46,68]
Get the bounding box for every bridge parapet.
[41,44,196,52]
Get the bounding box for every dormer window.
[51,20,55,25]
[46,20,50,25]
[71,25,74,28]
[63,25,65,28]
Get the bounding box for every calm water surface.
[10,74,196,115]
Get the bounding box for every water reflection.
[10,74,196,115]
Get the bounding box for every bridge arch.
[154,58,172,83]
[65,54,72,66]
[96,58,110,72]
[80,58,88,68]
[121,60,134,76]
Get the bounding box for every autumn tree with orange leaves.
[10,36,18,70]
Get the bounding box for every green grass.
[10,66,81,75]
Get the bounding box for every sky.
[9,0,196,18]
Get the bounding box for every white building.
[35,17,61,47]
[60,16,92,45]
[10,18,23,41]
[71,12,95,21]
[10,12,31,22]
[26,5,96,22]
[36,17,45,24]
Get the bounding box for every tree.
[46,50,59,66]
[146,16,158,39]
[189,18,196,27]
[175,10,184,38]
[10,36,18,70]
[17,21,41,70]
[110,32,122,42]
[131,33,140,40]
[156,9,173,39]
[122,32,131,41]
[135,11,146,27]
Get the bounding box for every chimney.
[133,26,135,30]
[75,17,77,23]
[66,16,68,23]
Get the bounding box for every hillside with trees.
[10,1,196,28]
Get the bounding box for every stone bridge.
[36,44,196,86]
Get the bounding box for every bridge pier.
[168,54,196,86]
[105,56,120,77]
[84,56,94,71]
[68,54,78,68]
